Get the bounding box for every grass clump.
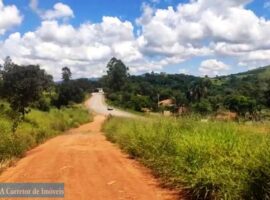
[0,104,91,162]
[103,116,270,199]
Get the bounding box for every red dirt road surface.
[0,115,178,200]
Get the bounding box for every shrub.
[192,99,212,114]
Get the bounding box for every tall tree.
[53,68,84,108]
[104,57,129,92]
[3,56,14,71]
[188,77,212,102]
[62,66,72,82]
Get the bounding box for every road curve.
[86,92,136,118]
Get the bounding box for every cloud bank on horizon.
[0,0,270,80]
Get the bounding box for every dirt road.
[0,114,177,200]
[86,92,136,118]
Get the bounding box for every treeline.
[0,57,98,131]
[102,57,270,119]
[2,56,269,121]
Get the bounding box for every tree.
[104,57,129,92]
[130,95,151,111]
[224,95,257,117]
[62,66,72,82]
[0,62,2,76]
[3,64,53,118]
[2,62,53,132]
[53,68,85,108]
[265,89,270,107]
[188,77,212,102]
[3,56,14,71]
[53,81,84,108]
[172,91,187,106]
[0,57,13,96]
[73,78,100,93]
[192,99,212,114]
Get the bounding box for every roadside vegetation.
[0,56,95,165]
[102,57,270,199]
[104,116,270,199]
[0,103,90,162]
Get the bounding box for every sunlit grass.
[0,104,91,162]
[103,116,270,199]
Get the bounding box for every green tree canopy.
[53,81,84,108]
[192,99,212,114]
[2,63,53,117]
[53,68,85,108]
[224,95,257,116]
[62,66,72,82]
[104,57,129,92]
[188,77,212,102]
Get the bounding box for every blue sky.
[5,0,269,35]
[0,0,270,80]
[3,0,184,35]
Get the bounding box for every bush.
[31,96,51,112]
[192,99,212,114]
[130,95,151,111]
[224,95,257,116]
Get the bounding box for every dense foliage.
[103,57,129,92]
[0,57,93,168]
[2,61,53,117]
[102,57,270,118]
[0,57,97,131]
[52,67,84,108]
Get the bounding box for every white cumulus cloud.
[42,3,74,20]
[1,0,270,79]
[0,17,150,80]
[0,0,22,35]
[136,0,270,73]
[199,59,230,76]
[30,0,74,20]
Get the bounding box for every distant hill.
[208,65,270,109]
[234,65,270,77]
[102,60,270,113]
[213,65,270,83]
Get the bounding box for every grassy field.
[103,116,270,199]
[0,103,91,164]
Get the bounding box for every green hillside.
[102,58,270,118]
[235,65,270,77]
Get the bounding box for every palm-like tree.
[188,77,212,102]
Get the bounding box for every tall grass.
[0,104,91,162]
[103,116,270,199]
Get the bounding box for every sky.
[0,0,270,80]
